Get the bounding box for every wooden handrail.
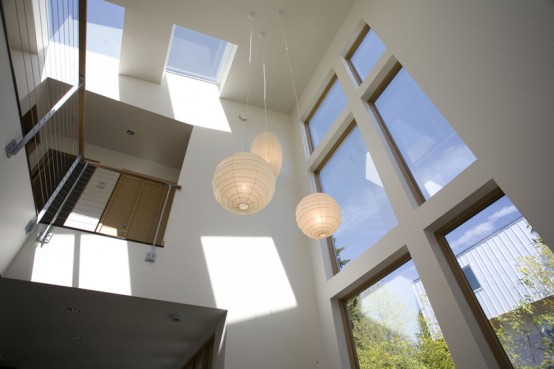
[88,161,182,190]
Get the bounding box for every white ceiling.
[0,277,226,369]
[85,91,192,169]
[85,0,354,169]
[111,0,355,113]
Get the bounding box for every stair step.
[40,163,96,226]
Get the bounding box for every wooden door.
[97,174,174,245]
[97,174,142,238]
[126,180,166,243]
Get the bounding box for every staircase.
[40,162,96,226]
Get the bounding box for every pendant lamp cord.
[261,32,269,132]
[279,13,301,122]
[242,12,254,151]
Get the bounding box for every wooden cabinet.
[96,174,175,245]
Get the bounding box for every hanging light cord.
[279,13,302,122]
[261,33,269,132]
[241,12,254,151]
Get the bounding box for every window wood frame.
[314,120,357,275]
[345,24,370,85]
[305,75,340,154]
[339,253,412,369]
[434,187,514,369]
[368,63,427,205]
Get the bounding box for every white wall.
[292,0,554,368]
[0,15,37,275]
[24,132,180,182]
[86,51,230,132]
[5,100,326,369]
[6,0,554,367]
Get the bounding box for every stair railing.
[0,0,87,236]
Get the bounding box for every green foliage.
[415,312,456,369]
[492,236,554,368]
[334,242,350,269]
[346,288,455,369]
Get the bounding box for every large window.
[371,66,476,202]
[305,76,347,151]
[343,259,456,369]
[440,194,554,368]
[346,25,387,84]
[317,124,397,271]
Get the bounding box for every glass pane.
[374,68,476,200]
[48,0,78,39]
[308,79,347,149]
[349,28,387,82]
[86,0,125,59]
[462,265,482,291]
[444,195,554,368]
[346,260,456,369]
[319,126,397,269]
[167,25,232,83]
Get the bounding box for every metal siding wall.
[413,218,544,327]
[460,218,537,319]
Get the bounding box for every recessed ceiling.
[85,91,192,169]
[0,277,226,369]
[84,0,354,169]
[110,0,355,113]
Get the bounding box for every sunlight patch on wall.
[79,234,131,295]
[32,232,75,287]
[166,73,231,132]
[201,236,297,323]
[85,51,120,100]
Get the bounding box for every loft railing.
[1,0,86,235]
[2,0,177,257]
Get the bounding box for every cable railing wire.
[1,0,83,233]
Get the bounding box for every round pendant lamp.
[212,152,276,215]
[250,132,283,177]
[296,193,341,239]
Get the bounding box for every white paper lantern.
[212,152,276,215]
[296,193,341,239]
[250,132,283,177]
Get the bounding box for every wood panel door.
[97,174,174,245]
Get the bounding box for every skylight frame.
[165,24,236,85]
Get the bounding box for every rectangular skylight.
[86,0,125,59]
[166,25,235,84]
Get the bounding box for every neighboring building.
[414,217,550,335]
[414,217,553,366]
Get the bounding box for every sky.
[445,195,523,256]
[350,28,386,81]
[319,125,397,265]
[46,0,124,58]
[86,0,124,59]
